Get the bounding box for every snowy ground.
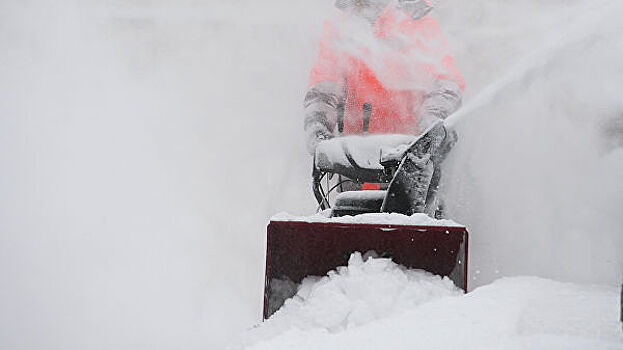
[238,255,623,350]
[1,0,622,349]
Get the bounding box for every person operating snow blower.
[304,0,465,216]
[262,0,470,319]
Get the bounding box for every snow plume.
[235,253,461,348]
[0,2,231,349]
[1,0,341,349]
[0,0,328,349]
[436,0,623,287]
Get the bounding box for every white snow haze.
[0,0,621,349]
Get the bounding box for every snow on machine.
[263,104,469,319]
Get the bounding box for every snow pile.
[241,276,623,350]
[272,211,463,227]
[237,253,461,348]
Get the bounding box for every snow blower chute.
[264,119,468,319]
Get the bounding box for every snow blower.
[263,106,468,319]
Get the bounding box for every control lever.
[337,102,345,135]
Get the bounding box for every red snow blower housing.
[263,119,468,319]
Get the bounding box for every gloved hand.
[419,79,463,131]
[305,122,334,156]
[414,114,459,164]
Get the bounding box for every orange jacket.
[305,4,464,139]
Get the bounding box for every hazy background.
[1,0,621,349]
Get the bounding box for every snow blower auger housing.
[264,121,468,319]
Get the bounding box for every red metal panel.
[263,221,468,319]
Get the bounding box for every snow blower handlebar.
[313,101,380,210]
[312,165,330,210]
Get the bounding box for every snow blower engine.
[263,103,469,319]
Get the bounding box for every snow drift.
[239,261,622,349]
